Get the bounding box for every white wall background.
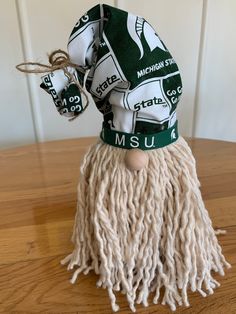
[0,0,235,149]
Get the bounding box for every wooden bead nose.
[124,148,149,171]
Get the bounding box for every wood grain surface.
[0,137,235,314]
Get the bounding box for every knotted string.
[16,49,89,120]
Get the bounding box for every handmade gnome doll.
[17,4,230,312]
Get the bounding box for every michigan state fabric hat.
[41,3,183,150]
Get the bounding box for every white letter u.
[144,136,155,148]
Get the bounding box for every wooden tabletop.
[0,137,235,314]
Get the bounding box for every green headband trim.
[100,121,179,150]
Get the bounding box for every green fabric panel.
[103,5,181,89]
[100,121,179,150]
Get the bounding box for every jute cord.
[16,49,89,120]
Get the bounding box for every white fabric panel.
[118,0,203,137]
[194,0,236,142]
[0,0,35,149]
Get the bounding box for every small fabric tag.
[40,70,85,118]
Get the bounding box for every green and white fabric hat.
[41,3,183,150]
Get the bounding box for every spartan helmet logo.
[171,129,177,140]
[127,14,166,59]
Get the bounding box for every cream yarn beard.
[61,136,230,312]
